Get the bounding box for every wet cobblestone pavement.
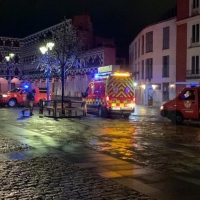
[0,108,155,200]
[1,108,200,174]
[0,133,33,154]
[1,107,200,199]
[0,157,151,200]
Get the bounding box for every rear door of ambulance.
[86,80,102,109]
[106,76,135,110]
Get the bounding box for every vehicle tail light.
[133,97,135,102]
[106,96,109,101]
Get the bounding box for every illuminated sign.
[98,65,120,74]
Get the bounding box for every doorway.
[162,82,169,101]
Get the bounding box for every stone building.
[0,15,116,97]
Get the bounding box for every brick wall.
[176,24,187,94]
[177,0,189,20]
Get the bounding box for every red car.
[0,87,48,107]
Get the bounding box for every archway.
[0,78,8,92]
[11,78,21,89]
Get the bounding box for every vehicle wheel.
[167,112,172,119]
[8,99,17,107]
[98,106,108,118]
[171,112,184,125]
[123,113,130,118]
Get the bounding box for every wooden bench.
[39,100,87,118]
[46,105,86,117]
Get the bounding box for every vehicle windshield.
[9,88,21,93]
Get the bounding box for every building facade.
[176,0,200,94]
[0,37,22,91]
[129,18,177,106]
[0,15,116,97]
[130,0,200,106]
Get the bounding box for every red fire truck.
[82,66,135,118]
[160,84,200,125]
[0,86,48,107]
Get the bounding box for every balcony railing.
[191,5,200,16]
[190,38,200,47]
[186,70,200,79]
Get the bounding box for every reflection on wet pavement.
[1,108,200,177]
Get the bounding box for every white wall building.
[129,18,177,106]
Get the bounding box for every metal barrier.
[39,99,87,119]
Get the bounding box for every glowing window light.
[152,85,156,90]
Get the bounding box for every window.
[94,83,100,95]
[32,89,36,95]
[0,54,3,62]
[135,64,137,80]
[138,38,140,58]
[10,88,21,93]
[191,56,199,74]
[193,0,199,8]
[163,27,170,49]
[145,58,153,79]
[181,90,195,100]
[99,83,105,95]
[192,24,199,43]
[141,60,144,79]
[39,88,48,93]
[146,32,153,53]
[135,42,137,60]
[142,35,144,55]
[162,83,169,101]
[138,62,140,80]
[162,56,169,77]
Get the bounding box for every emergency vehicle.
[0,86,48,107]
[160,83,200,125]
[82,66,135,118]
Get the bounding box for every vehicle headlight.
[160,105,164,110]
[128,103,135,108]
[2,94,8,97]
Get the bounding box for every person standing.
[22,87,35,116]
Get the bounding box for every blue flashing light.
[94,73,110,79]
[94,74,100,79]
[190,83,196,87]
[24,85,29,89]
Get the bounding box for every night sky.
[0,0,176,60]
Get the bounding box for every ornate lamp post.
[39,42,55,101]
[5,53,15,91]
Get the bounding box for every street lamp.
[39,42,55,101]
[5,53,15,91]
[40,42,54,54]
